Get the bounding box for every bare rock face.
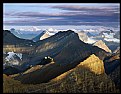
[93,40,112,53]
[32,31,50,42]
[40,31,50,40]
[77,31,88,42]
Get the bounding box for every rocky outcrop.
[32,31,50,42]
[77,31,88,42]
[93,40,112,53]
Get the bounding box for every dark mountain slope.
[109,66,120,89]
[3,30,35,53]
[104,50,120,74]
[3,30,34,45]
[5,54,119,93]
[104,48,120,89]
[4,30,108,72]
[23,30,107,67]
[3,66,23,75]
[14,54,106,84]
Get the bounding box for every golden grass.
[3,54,120,93]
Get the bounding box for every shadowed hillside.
[3,54,120,93]
[3,30,120,93]
[104,48,120,89]
[3,30,34,45]
[3,30,108,72]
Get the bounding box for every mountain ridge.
[93,40,112,53]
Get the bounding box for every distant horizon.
[3,25,120,32]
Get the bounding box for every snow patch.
[104,38,120,43]
[5,51,22,61]
[102,33,115,38]
[85,38,97,44]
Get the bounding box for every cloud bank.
[3,3,120,28]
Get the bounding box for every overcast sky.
[3,3,120,30]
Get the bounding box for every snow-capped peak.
[47,28,54,31]
[47,28,58,32]
[31,26,41,31]
[5,51,22,61]
[43,30,50,35]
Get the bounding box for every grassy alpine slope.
[3,54,120,93]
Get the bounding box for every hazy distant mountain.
[32,31,50,42]
[85,30,120,45]
[32,28,59,42]
[77,31,88,42]
[86,32,98,37]
[99,30,119,43]
[114,31,120,39]
[104,41,120,52]
[93,40,112,53]
[84,29,120,53]
[9,27,59,40]
[99,30,114,36]
[10,28,40,39]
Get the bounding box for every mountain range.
[3,54,120,93]
[3,29,120,93]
